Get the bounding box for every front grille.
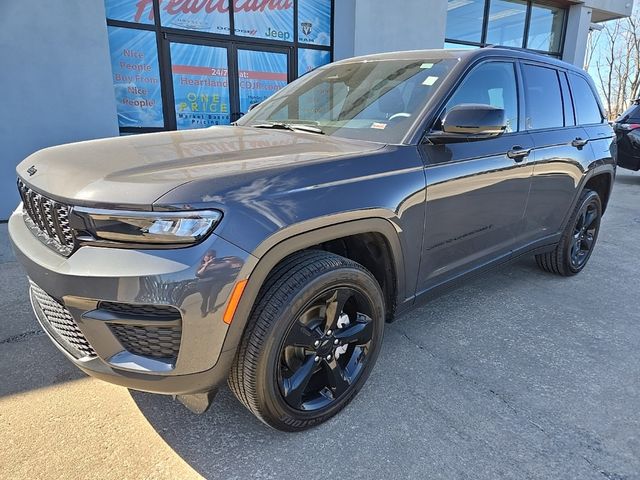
[30,282,96,358]
[18,179,75,256]
[108,324,182,359]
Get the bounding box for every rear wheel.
[228,250,385,431]
[535,189,602,276]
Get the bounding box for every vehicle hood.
[16,126,383,208]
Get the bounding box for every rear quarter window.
[569,74,604,125]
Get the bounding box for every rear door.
[566,73,615,173]
[519,63,593,246]
[417,60,534,292]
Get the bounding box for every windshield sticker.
[371,122,387,130]
[423,76,439,86]
[420,63,434,69]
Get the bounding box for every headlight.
[74,208,222,246]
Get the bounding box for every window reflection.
[445,0,485,43]
[445,0,566,55]
[527,4,565,52]
[485,0,527,47]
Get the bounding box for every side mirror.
[248,102,261,112]
[428,104,506,144]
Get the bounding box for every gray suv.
[9,47,615,431]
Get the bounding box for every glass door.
[235,46,290,118]
[166,37,232,129]
[165,37,291,128]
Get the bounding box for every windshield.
[236,57,459,144]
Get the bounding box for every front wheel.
[228,250,385,431]
[535,189,602,276]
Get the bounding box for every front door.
[417,60,534,293]
[165,36,290,128]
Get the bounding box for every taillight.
[616,123,640,131]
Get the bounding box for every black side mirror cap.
[428,104,506,144]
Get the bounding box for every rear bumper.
[9,205,254,395]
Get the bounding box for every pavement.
[1,169,639,480]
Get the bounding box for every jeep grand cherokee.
[9,47,615,431]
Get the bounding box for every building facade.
[0,0,633,218]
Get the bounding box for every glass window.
[170,43,231,129]
[445,62,519,132]
[527,4,564,52]
[237,50,288,114]
[298,48,331,76]
[486,0,527,47]
[104,0,154,24]
[234,2,294,41]
[445,0,484,43]
[569,74,604,125]
[107,27,164,128]
[160,1,231,34]
[238,56,460,144]
[522,64,563,130]
[445,0,485,43]
[298,0,332,46]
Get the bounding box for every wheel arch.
[221,216,407,356]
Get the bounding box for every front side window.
[237,57,460,143]
[444,61,519,133]
[569,74,604,125]
[522,64,563,130]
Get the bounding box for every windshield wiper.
[251,122,325,135]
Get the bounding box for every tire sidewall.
[255,267,385,430]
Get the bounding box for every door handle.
[571,137,589,148]
[507,146,531,161]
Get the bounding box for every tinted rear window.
[615,102,640,123]
[523,64,564,130]
[569,74,603,125]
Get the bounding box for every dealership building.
[0,0,633,219]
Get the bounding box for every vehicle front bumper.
[8,205,254,395]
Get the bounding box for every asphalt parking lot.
[1,170,639,480]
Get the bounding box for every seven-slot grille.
[29,282,96,358]
[17,179,75,256]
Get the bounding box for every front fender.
[219,215,408,357]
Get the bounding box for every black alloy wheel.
[535,189,602,276]
[228,250,385,431]
[569,199,599,270]
[278,287,375,411]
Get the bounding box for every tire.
[535,189,602,276]
[228,250,385,431]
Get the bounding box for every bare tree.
[590,9,640,119]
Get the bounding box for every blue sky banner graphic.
[298,48,330,76]
[298,0,331,46]
[234,0,293,41]
[170,43,231,129]
[237,49,288,114]
[108,27,164,128]
[104,0,154,24]
[105,0,230,33]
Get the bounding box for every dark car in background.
[9,47,615,431]
[614,100,640,171]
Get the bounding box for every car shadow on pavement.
[128,257,605,480]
